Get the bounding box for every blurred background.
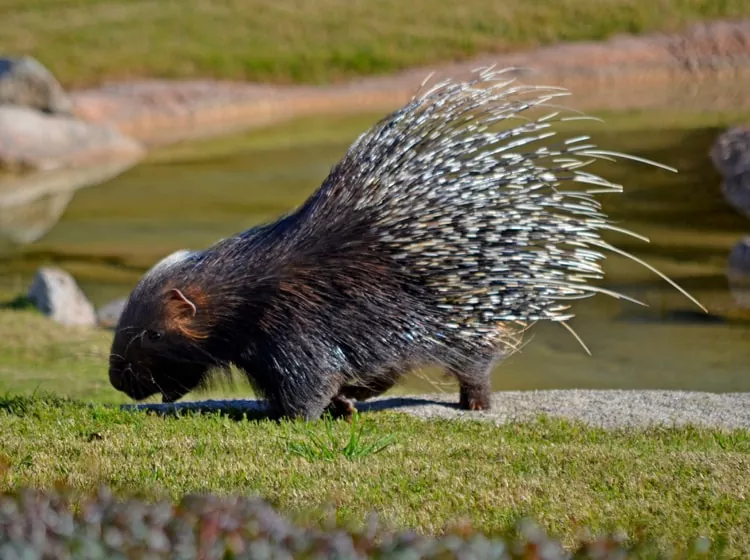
[1,0,750,402]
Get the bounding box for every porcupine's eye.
[147,330,163,342]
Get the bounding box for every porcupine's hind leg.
[448,352,498,411]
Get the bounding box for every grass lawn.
[1,0,749,88]
[1,394,749,557]
[0,305,749,556]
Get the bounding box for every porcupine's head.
[108,250,222,403]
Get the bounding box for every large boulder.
[0,56,73,115]
[0,105,145,172]
[27,267,97,327]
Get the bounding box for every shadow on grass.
[123,395,460,422]
[0,296,36,311]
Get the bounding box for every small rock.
[711,126,750,179]
[711,127,750,218]
[720,172,750,219]
[727,236,750,309]
[728,236,750,273]
[711,126,750,218]
[27,267,97,327]
[0,56,73,115]
[96,298,128,329]
[0,106,145,172]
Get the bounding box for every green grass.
[0,394,748,557]
[1,0,749,88]
[0,305,749,555]
[285,412,397,462]
[0,304,121,401]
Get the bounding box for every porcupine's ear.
[163,288,206,339]
[168,288,197,317]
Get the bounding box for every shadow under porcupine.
[108,67,706,421]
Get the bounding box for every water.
[2,108,750,394]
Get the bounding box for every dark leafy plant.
[0,486,728,559]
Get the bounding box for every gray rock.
[27,267,97,327]
[721,172,750,219]
[711,125,750,178]
[727,236,750,309]
[0,56,73,115]
[728,236,750,273]
[0,105,145,172]
[711,126,750,218]
[96,298,127,329]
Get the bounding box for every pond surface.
[2,104,750,395]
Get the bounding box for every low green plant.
[283,411,397,461]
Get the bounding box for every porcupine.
[107,67,705,420]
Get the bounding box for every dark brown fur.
[108,211,504,419]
